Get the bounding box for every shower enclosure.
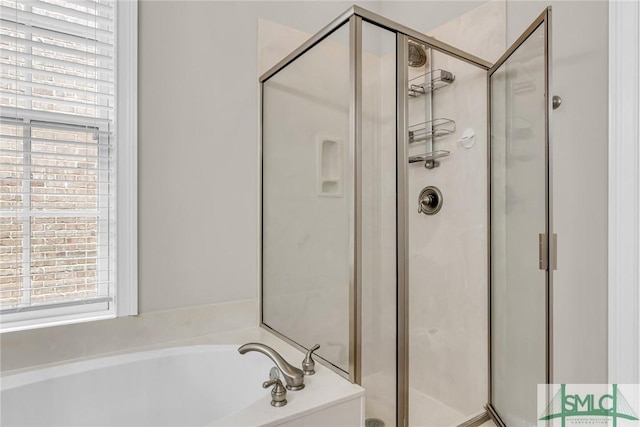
[260,6,553,427]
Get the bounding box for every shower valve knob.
[418,186,443,215]
[420,195,435,210]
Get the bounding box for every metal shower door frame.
[485,8,553,427]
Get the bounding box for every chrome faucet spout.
[238,343,305,391]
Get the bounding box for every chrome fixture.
[552,95,562,109]
[408,151,450,169]
[408,69,455,97]
[408,117,455,169]
[418,186,443,215]
[408,118,456,144]
[263,377,288,407]
[302,344,321,375]
[238,343,305,390]
[408,40,427,67]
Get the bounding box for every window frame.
[0,0,138,332]
[113,0,138,320]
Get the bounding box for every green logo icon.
[540,384,639,427]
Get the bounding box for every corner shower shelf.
[408,69,455,97]
[409,118,456,144]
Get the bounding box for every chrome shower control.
[418,186,443,215]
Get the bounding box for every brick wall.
[0,123,103,308]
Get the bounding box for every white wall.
[608,0,640,386]
[506,0,609,384]
[137,1,368,313]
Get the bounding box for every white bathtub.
[0,343,364,427]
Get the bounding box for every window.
[0,0,137,332]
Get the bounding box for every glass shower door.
[262,22,352,374]
[489,8,551,427]
[360,21,398,427]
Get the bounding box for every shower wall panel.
[408,52,489,425]
[406,2,505,424]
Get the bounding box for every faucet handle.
[302,344,320,375]
[262,378,287,407]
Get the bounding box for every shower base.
[408,388,468,427]
[363,370,473,427]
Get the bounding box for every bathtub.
[0,342,364,426]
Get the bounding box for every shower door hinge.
[539,233,558,271]
[538,233,547,270]
[551,233,557,270]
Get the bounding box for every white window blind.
[0,0,122,329]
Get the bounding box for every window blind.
[0,0,115,319]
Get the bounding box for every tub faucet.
[238,343,305,390]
